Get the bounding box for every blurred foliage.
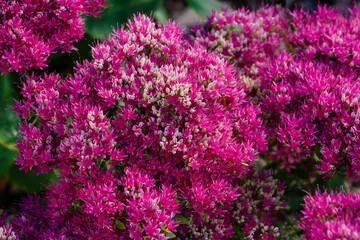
[86,0,164,39]
[47,33,95,76]
[154,5,169,24]
[0,73,19,170]
[0,145,15,177]
[185,0,224,18]
[85,0,226,39]
[8,165,56,193]
[0,73,18,151]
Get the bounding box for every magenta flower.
[174,168,286,240]
[290,5,360,67]
[188,4,360,177]
[0,0,106,73]
[12,14,272,239]
[231,169,286,240]
[187,5,288,92]
[262,53,360,177]
[299,189,360,240]
[0,211,17,240]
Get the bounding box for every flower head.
[0,0,107,73]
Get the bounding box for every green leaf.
[154,6,169,24]
[66,117,72,126]
[0,107,20,152]
[312,144,323,162]
[185,204,193,209]
[118,100,125,107]
[0,101,20,152]
[86,0,163,39]
[8,165,56,192]
[98,158,106,168]
[0,72,19,147]
[0,145,16,177]
[231,224,246,239]
[54,169,61,178]
[0,73,12,107]
[173,214,190,224]
[164,231,176,238]
[115,220,126,229]
[167,104,175,116]
[185,0,226,19]
[0,73,20,177]
[327,174,349,192]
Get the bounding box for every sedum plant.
[6,14,285,239]
[188,4,360,178]
[1,2,360,240]
[299,189,360,240]
[0,0,106,73]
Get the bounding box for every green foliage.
[185,0,225,18]
[0,73,19,147]
[115,220,126,229]
[8,165,56,193]
[0,145,15,177]
[164,231,176,238]
[154,5,169,24]
[311,173,349,194]
[0,73,19,177]
[0,108,19,151]
[86,0,164,39]
[173,214,190,225]
[0,73,12,106]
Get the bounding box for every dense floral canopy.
[0,2,359,240]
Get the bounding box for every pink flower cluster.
[289,5,360,67]
[0,0,106,73]
[0,212,17,240]
[188,5,288,92]
[189,5,360,177]
[3,2,360,239]
[230,169,286,240]
[262,53,360,176]
[299,190,360,240]
[9,14,285,239]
